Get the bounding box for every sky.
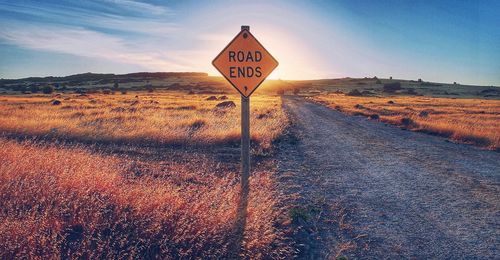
[0,0,499,85]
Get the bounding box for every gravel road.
[276,96,499,259]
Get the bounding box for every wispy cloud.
[0,1,178,35]
[103,0,172,15]
[0,0,198,71]
[0,24,197,71]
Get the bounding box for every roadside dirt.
[276,96,499,259]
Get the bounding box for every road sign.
[211,26,278,215]
[212,27,278,97]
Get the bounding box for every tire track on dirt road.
[276,96,499,259]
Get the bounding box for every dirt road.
[276,96,499,259]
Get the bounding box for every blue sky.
[0,0,499,85]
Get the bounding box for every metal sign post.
[241,94,250,192]
[212,25,278,195]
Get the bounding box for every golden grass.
[312,94,500,149]
[0,138,292,258]
[0,92,287,150]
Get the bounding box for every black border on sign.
[212,29,279,98]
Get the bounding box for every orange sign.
[212,28,278,97]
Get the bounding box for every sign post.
[212,25,278,194]
[241,95,250,192]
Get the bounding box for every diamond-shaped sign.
[212,28,278,97]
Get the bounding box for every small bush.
[401,117,414,127]
[383,82,402,93]
[189,119,206,131]
[13,85,27,92]
[419,111,430,117]
[406,88,417,95]
[347,89,362,96]
[29,85,40,93]
[289,207,309,223]
[42,86,54,94]
[369,114,380,120]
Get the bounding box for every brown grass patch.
[0,92,287,149]
[0,138,292,258]
[312,94,500,149]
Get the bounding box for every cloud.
[103,0,172,15]
[0,1,178,36]
[0,24,197,71]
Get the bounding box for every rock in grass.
[215,101,236,109]
[206,96,218,101]
[51,100,61,105]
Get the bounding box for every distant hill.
[0,72,208,84]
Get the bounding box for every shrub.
[189,119,206,131]
[419,111,429,117]
[289,207,309,223]
[347,89,363,96]
[369,114,380,120]
[401,117,415,127]
[13,85,27,92]
[29,85,40,93]
[42,86,54,94]
[383,82,402,93]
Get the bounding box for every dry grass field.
[0,91,293,258]
[0,138,291,258]
[1,75,498,258]
[312,94,500,150]
[0,92,287,151]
